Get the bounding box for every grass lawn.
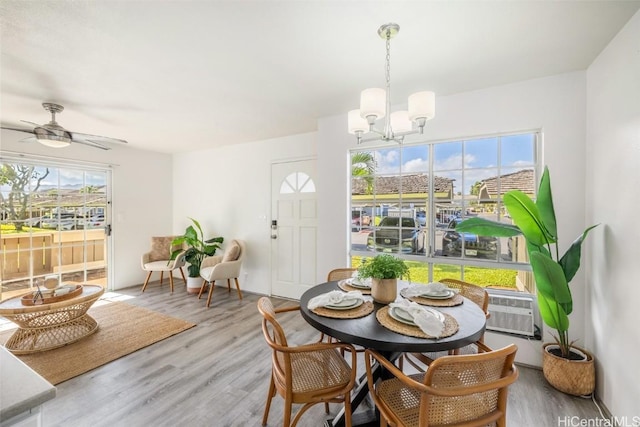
[352,256,518,289]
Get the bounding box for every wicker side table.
[0,285,105,354]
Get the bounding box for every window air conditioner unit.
[486,289,538,337]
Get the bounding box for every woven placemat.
[337,280,372,295]
[399,289,464,307]
[311,301,374,319]
[376,306,459,339]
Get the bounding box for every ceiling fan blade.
[70,131,128,145]
[1,124,36,134]
[20,120,41,128]
[19,136,37,143]
[71,138,111,150]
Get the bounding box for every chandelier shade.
[347,23,435,144]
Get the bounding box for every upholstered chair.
[140,236,187,293]
[198,239,245,307]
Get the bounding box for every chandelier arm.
[349,23,434,146]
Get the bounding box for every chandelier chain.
[384,30,392,138]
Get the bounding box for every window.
[350,131,539,292]
[0,158,110,300]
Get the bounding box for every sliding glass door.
[0,157,111,300]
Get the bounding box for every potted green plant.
[455,166,598,395]
[170,217,223,293]
[358,254,410,304]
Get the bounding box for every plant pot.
[542,343,595,396]
[186,276,202,294]
[371,278,397,304]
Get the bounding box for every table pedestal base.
[5,314,99,354]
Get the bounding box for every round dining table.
[299,280,487,354]
[299,280,487,427]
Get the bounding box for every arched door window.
[279,172,316,194]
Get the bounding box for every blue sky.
[1,165,107,192]
[366,133,535,195]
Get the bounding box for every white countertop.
[0,346,56,422]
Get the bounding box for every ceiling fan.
[1,102,128,150]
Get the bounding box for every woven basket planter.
[371,278,397,304]
[542,343,595,396]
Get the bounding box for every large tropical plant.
[455,167,598,358]
[170,218,223,277]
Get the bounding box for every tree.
[0,164,50,231]
[351,151,376,194]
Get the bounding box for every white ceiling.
[1,1,638,154]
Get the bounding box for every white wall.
[586,10,640,418]
[0,130,174,290]
[318,72,588,367]
[171,132,316,295]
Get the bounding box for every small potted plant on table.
[358,254,409,304]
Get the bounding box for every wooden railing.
[0,230,106,281]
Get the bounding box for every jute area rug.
[0,301,196,385]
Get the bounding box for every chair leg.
[344,394,352,427]
[178,267,187,285]
[262,374,276,426]
[206,280,216,307]
[159,271,164,286]
[283,396,292,427]
[141,271,153,292]
[234,277,243,299]
[169,272,174,294]
[197,280,207,299]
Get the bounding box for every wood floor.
[40,281,604,427]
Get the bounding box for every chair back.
[440,278,489,317]
[222,239,246,263]
[421,344,518,426]
[327,268,357,282]
[257,297,289,349]
[148,236,180,262]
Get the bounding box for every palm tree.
[351,151,376,194]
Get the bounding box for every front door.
[270,159,317,300]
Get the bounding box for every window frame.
[349,129,542,289]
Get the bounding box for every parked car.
[40,213,79,230]
[441,218,498,259]
[352,211,371,230]
[78,214,105,229]
[367,216,426,254]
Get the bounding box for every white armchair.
[198,239,245,307]
[141,236,187,293]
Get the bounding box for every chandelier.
[348,23,435,144]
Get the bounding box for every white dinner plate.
[347,278,371,289]
[390,307,445,325]
[390,307,416,325]
[420,289,455,299]
[325,298,363,310]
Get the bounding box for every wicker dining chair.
[366,344,518,427]
[257,297,357,427]
[327,268,358,282]
[402,278,491,372]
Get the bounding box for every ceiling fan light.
[390,110,413,133]
[348,110,369,134]
[37,137,71,148]
[360,88,386,122]
[408,91,435,122]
